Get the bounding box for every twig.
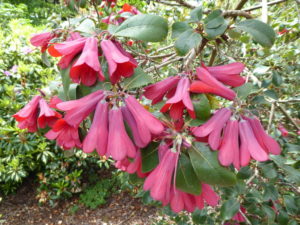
[235,0,249,10]
[276,103,300,130]
[145,57,184,73]
[239,209,253,225]
[91,0,101,24]
[244,0,287,11]
[149,44,174,55]
[246,166,259,185]
[267,103,275,132]
[172,0,195,8]
[223,10,253,19]
[208,48,217,66]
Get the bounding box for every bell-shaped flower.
[30,32,55,52]
[202,62,245,87]
[144,149,179,204]
[101,40,138,84]
[192,108,232,150]
[245,116,281,155]
[82,101,108,156]
[239,120,269,163]
[161,77,195,119]
[70,37,104,86]
[45,119,81,150]
[218,119,240,169]
[144,76,180,105]
[170,189,196,213]
[194,183,220,210]
[278,124,289,137]
[124,95,164,145]
[190,67,236,100]
[106,107,136,161]
[13,96,41,132]
[38,98,62,129]
[56,90,104,127]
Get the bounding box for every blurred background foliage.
[0,0,299,224]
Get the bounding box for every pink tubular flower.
[30,32,55,52]
[101,40,138,84]
[82,101,108,156]
[124,95,164,147]
[49,96,63,109]
[13,96,41,132]
[144,149,179,204]
[56,90,104,127]
[144,76,180,105]
[38,98,62,129]
[192,108,232,150]
[202,62,245,87]
[161,77,195,119]
[245,116,281,155]
[106,107,136,161]
[45,119,81,150]
[239,120,269,163]
[70,37,105,86]
[218,119,240,169]
[190,67,236,100]
[194,183,220,210]
[278,124,289,137]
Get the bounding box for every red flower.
[45,119,81,150]
[70,37,105,86]
[101,40,138,84]
[38,98,62,129]
[278,124,289,137]
[30,32,55,52]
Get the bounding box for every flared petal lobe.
[38,98,62,128]
[30,32,54,52]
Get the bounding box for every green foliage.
[79,176,118,209]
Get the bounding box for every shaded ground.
[0,180,158,225]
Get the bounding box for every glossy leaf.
[236,19,276,47]
[174,29,202,55]
[115,14,168,42]
[123,67,153,90]
[171,21,192,39]
[141,142,159,173]
[204,10,227,38]
[190,7,203,22]
[192,94,211,120]
[176,153,202,195]
[189,143,237,186]
[220,198,240,220]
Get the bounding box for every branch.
[149,44,174,55]
[267,102,275,132]
[223,10,253,19]
[145,57,184,73]
[244,0,287,11]
[276,103,300,130]
[235,0,249,10]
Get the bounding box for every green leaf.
[237,166,252,179]
[272,71,283,86]
[262,205,276,223]
[278,211,289,225]
[171,21,192,39]
[115,14,168,42]
[190,7,203,22]
[220,198,240,220]
[204,10,227,38]
[234,83,256,99]
[176,153,202,195]
[192,209,207,224]
[188,143,237,186]
[141,142,159,173]
[76,18,96,34]
[123,67,153,90]
[284,195,299,215]
[236,19,276,47]
[192,94,211,120]
[60,67,71,100]
[174,29,202,56]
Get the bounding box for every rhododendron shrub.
[12,0,299,223]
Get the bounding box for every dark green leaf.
[141,142,159,173]
[192,209,207,224]
[174,29,202,55]
[190,7,203,22]
[262,205,276,223]
[176,153,202,195]
[264,90,278,99]
[115,14,168,42]
[234,83,257,99]
[171,21,192,39]
[284,195,299,215]
[272,71,283,86]
[237,166,252,179]
[220,198,240,220]
[278,211,289,225]
[236,19,276,47]
[263,184,278,201]
[204,10,227,38]
[123,67,153,90]
[189,143,237,186]
[192,94,211,120]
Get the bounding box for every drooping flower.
[201,62,245,87]
[30,32,55,52]
[161,77,195,119]
[190,67,236,100]
[245,116,281,155]
[239,120,269,164]
[278,124,289,137]
[218,119,240,169]
[106,107,136,161]
[194,183,220,210]
[45,119,81,150]
[192,108,232,150]
[49,96,63,109]
[144,148,179,204]
[124,95,164,147]
[144,76,180,105]
[101,40,138,84]
[13,96,41,132]
[38,98,62,129]
[56,90,104,127]
[69,37,104,86]
[82,101,108,156]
